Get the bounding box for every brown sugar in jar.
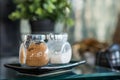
[26,42,49,66]
[19,34,49,67]
[19,43,26,64]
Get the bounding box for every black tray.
[4,60,86,75]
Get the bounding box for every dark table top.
[0,57,120,80]
[0,58,120,80]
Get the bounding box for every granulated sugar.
[50,50,72,64]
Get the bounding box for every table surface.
[1,57,120,80]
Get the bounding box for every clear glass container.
[19,34,49,67]
[47,33,72,64]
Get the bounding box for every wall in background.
[68,0,120,43]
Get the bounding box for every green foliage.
[9,0,74,26]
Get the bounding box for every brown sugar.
[19,43,26,64]
[26,42,49,66]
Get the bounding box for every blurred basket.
[96,44,120,70]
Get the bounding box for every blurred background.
[1,0,120,79]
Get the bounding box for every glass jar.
[19,34,49,67]
[47,33,72,64]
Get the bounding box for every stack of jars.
[19,33,72,67]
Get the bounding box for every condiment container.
[47,33,72,64]
[19,34,49,67]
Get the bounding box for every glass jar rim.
[23,33,68,41]
[48,33,68,40]
[24,34,46,41]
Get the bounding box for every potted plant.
[9,0,73,33]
